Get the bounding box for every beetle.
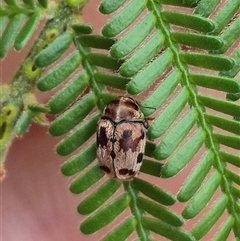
[96,96,148,180]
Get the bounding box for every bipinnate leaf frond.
[70,0,239,240]
[4,0,238,240]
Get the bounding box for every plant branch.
[0,2,77,178]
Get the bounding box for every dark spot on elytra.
[100,165,111,174]
[129,170,136,176]
[119,130,141,152]
[137,153,143,163]
[119,168,129,175]
[123,130,132,139]
[97,126,108,147]
[119,169,136,176]
[110,150,116,159]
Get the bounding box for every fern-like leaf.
[28,0,239,240]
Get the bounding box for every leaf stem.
[74,37,106,109]
[123,181,151,241]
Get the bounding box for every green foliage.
[37,52,82,91]
[0,1,43,57]
[35,32,73,67]
[1,0,240,240]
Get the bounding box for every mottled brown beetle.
[96,96,148,180]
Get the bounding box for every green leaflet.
[37,0,47,8]
[154,110,197,159]
[14,111,31,136]
[205,114,240,135]
[87,53,123,70]
[191,195,228,240]
[78,179,121,215]
[160,128,206,177]
[0,16,7,34]
[99,0,127,14]
[227,92,240,102]
[195,0,221,17]
[190,74,240,93]
[80,194,131,234]
[133,178,176,206]
[178,150,214,202]
[61,142,96,176]
[4,0,19,6]
[182,171,221,219]
[14,14,40,50]
[142,217,195,241]
[37,52,82,91]
[212,0,240,35]
[142,70,180,116]
[161,11,214,32]
[120,32,164,77]
[0,14,25,57]
[101,217,136,241]
[145,141,156,157]
[225,169,240,186]
[127,49,173,94]
[95,72,129,90]
[49,72,89,114]
[216,17,240,54]
[35,32,73,67]
[110,14,156,58]
[171,32,223,50]
[148,88,188,140]
[220,37,240,78]
[213,216,235,241]
[49,93,96,136]
[23,0,35,7]
[102,0,147,37]
[213,133,240,150]
[138,197,184,227]
[220,151,240,168]
[155,0,198,7]
[27,104,49,113]
[78,35,115,49]
[140,159,163,177]
[72,24,93,34]
[199,95,240,118]
[232,186,240,199]
[70,164,104,194]
[180,52,234,71]
[57,114,99,156]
